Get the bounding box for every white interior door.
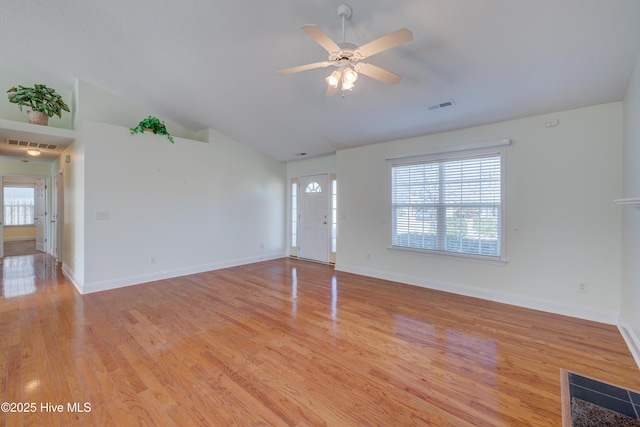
[0,177,4,258]
[35,178,46,252]
[52,171,63,261]
[298,174,329,263]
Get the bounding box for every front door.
[35,178,46,252]
[298,174,329,263]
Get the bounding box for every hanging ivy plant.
[130,116,174,143]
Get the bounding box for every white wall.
[0,72,288,293]
[77,121,285,293]
[38,78,285,293]
[620,52,640,363]
[0,158,51,176]
[54,139,85,286]
[336,103,623,323]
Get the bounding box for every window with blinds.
[391,152,503,259]
[3,186,36,226]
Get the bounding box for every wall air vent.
[426,99,455,111]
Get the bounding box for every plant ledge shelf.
[614,197,640,211]
[0,117,76,145]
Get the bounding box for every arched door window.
[305,182,322,193]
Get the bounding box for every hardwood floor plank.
[2,254,639,426]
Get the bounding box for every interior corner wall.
[621,53,640,355]
[80,120,286,294]
[335,102,623,323]
[57,135,85,289]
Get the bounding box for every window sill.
[388,245,508,265]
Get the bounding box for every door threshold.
[290,256,334,266]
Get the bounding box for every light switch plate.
[95,211,109,220]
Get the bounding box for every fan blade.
[355,28,413,59]
[276,61,332,76]
[355,63,402,85]
[301,25,341,53]
[326,84,339,97]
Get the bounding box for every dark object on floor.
[572,397,640,427]
[561,369,640,426]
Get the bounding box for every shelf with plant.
[130,116,175,143]
[6,84,70,126]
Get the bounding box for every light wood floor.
[1,255,639,426]
[3,240,40,257]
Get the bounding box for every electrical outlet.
[578,283,588,293]
[151,256,156,265]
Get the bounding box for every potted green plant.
[130,116,175,143]
[6,84,70,126]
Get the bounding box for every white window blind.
[3,186,36,226]
[391,153,502,258]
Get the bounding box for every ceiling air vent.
[426,99,455,111]
[5,140,58,150]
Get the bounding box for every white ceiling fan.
[276,4,413,96]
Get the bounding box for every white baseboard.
[4,237,36,242]
[79,252,286,295]
[61,262,83,295]
[618,318,640,371]
[334,263,619,325]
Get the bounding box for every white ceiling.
[1,0,640,162]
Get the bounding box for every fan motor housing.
[329,42,359,64]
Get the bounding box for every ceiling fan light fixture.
[277,4,412,96]
[326,69,342,88]
[343,67,358,84]
[342,79,355,91]
[341,67,357,91]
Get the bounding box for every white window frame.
[3,184,36,226]
[388,141,508,264]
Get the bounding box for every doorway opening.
[1,176,48,258]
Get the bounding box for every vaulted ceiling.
[2,0,640,162]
